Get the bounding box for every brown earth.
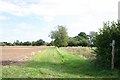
[0,46,48,66]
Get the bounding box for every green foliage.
[78,32,88,39]
[13,40,20,46]
[32,39,45,46]
[1,39,45,46]
[68,37,79,46]
[0,42,13,46]
[68,32,89,47]
[22,41,32,46]
[94,21,120,69]
[46,41,54,46]
[50,25,69,47]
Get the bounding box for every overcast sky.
[0,0,119,42]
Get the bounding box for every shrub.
[94,21,120,69]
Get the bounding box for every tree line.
[1,26,96,47]
[49,25,96,47]
[0,39,46,46]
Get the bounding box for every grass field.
[2,47,119,78]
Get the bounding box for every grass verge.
[2,47,119,78]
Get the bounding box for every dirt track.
[0,46,48,66]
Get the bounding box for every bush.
[94,21,120,69]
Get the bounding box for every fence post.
[111,40,115,69]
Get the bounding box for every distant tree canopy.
[50,25,69,47]
[32,39,45,46]
[0,39,45,46]
[0,42,13,46]
[94,21,120,69]
[68,32,90,47]
[1,26,96,47]
[49,28,96,47]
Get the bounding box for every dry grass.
[64,47,95,59]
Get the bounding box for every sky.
[0,0,119,42]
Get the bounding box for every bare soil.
[0,46,48,66]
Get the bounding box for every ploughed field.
[1,46,48,66]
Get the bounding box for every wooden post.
[111,40,115,69]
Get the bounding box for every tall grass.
[64,47,95,59]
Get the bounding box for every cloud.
[16,23,33,30]
[43,16,54,22]
[0,0,119,42]
[0,1,101,15]
[12,23,36,34]
[0,0,31,16]
[0,16,8,21]
[0,0,119,20]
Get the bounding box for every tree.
[0,39,46,46]
[89,31,97,47]
[36,39,45,46]
[0,42,13,46]
[79,39,89,47]
[50,25,69,47]
[13,40,20,46]
[32,41,36,46]
[94,21,120,69]
[22,41,31,46]
[47,41,54,46]
[0,42,5,46]
[68,37,79,46]
[75,32,89,47]
[32,39,45,46]
[78,32,88,39]
[67,32,90,47]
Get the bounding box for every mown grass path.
[2,47,119,78]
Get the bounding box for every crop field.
[1,46,48,66]
[1,46,119,78]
